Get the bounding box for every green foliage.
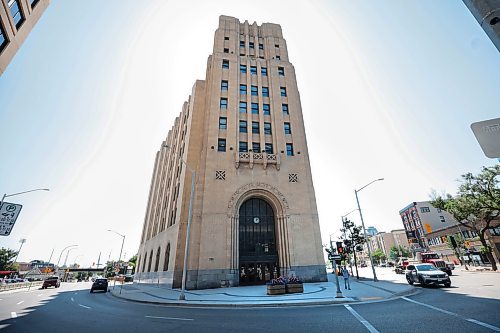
[431,165,499,270]
[0,248,18,271]
[389,245,410,260]
[372,249,386,263]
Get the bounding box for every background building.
[361,229,410,263]
[366,226,378,236]
[0,0,50,75]
[135,16,326,289]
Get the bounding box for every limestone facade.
[135,16,327,289]
[0,0,50,75]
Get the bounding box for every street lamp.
[162,143,195,301]
[64,247,77,267]
[57,245,78,267]
[355,178,384,282]
[13,238,27,263]
[107,229,125,291]
[0,188,50,208]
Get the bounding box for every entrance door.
[239,198,279,285]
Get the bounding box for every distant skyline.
[0,0,498,267]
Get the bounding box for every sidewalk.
[109,272,416,307]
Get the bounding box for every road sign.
[0,201,23,236]
[471,117,500,158]
[329,255,341,260]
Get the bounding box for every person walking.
[342,266,351,290]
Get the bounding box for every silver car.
[406,264,451,287]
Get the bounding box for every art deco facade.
[0,0,50,75]
[135,16,327,289]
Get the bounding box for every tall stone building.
[0,0,50,75]
[136,15,327,289]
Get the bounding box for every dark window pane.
[252,142,260,152]
[251,103,259,114]
[251,85,258,96]
[280,87,287,97]
[252,122,259,134]
[263,104,270,115]
[9,0,25,29]
[264,122,272,135]
[240,65,247,73]
[265,143,273,154]
[284,122,291,134]
[286,143,294,156]
[239,121,247,133]
[250,66,257,75]
[219,117,227,130]
[222,60,229,69]
[239,101,247,113]
[218,139,226,152]
[262,87,269,97]
[282,104,289,115]
[239,141,248,153]
[221,80,228,91]
[240,84,247,94]
[261,67,267,76]
[220,98,228,109]
[278,67,285,76]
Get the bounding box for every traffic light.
[336,242,344,255]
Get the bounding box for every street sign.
[0,201,23,236]
[329,255,341,260]
[471,118,500,158]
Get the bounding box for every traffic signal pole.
[329,239,344,298]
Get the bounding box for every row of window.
[220,99,289,115]
[221,60,284,76]
[428,229,479,246]
[217,139,294,155]
[224,35,280,49]
[1,0,40,52]
[219,118,291,135]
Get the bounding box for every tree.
[372,249,386,264]
[128,254,137,274]
[340,219,366,279]
[0,248,18,271]
[389,245,410,260]
[431,165,499,271]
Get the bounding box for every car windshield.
[417,265,439,272]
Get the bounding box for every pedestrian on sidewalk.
[342,266,351,290]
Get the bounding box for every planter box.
[267,284,286,295]
[286,283,304,294]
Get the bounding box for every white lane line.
[145,315,194,321]
[16,301,24,305]
[402,297,500,332]
[344,305,380,333]
[71,297,74,302]
[78,304,91,309]
[11,312,17,319]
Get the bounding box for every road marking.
[78,304,91,309]
[145,315,194,321]
[11,312,17,318]
[402,297,500,332]
[16,301,24,305]
[344,305,379,333]
[71,297,74,302]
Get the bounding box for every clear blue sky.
[0,0,498,267]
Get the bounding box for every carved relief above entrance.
[227,182,289,216]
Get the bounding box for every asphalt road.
[1,270,499,333]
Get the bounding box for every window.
[491,226,500,236]
[240,84,247,95]
[282,104,289,115]
[239,141,248,152]
[261,67,267,76]
[284,122,291,134]
[240,40,245,48]
[276,55,281,60]
[239,101,247,113]
[280,87,287,97]
[250,66,257,75]
[222,59,229,69]
[9,0,25,29]
[239,120,247,133]
[259,43,264,50]
[240,65,247,73]
[264,122,272,135]
[439,216,446,223]
[218,139,226,152]
[251,103,259,114]
[224,36,229,40]
[30,0,40,8]
[221,80,228,91]
[219,117,227,130]
[263,104,270,115]
[286,143,294,156]
[0,22,7,52]
[420,207,430,213]
[278,67,285,76]
[252,142,260,152]
[275,44,279,48]
[265,143,273,154]
[220,98,228,109]
[251,85,258,96]
[224,48,229,53]
[252,122,259,134]
[164,244,171,271]
[262,87,269,97]
[249,42,255,49]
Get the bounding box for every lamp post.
[13,238,27,263]
[162,143,195,301]
[64,247,77,267]
[0,188,50,208]
[107,229,125,291]
[56,245,78,268]
[355,178,384,282]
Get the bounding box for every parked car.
[406,264,451,287]
[90,278,108,293]
[42,276,61,289]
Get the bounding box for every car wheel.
[447,271,452,276]
[90,289,93,293]
[418,277,427,287]
[406,276,414,285]
[444,282,451,288]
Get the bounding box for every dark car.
[42,276,60,289]
[90,278,108,293]
[406,264,451,287]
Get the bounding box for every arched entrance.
[239,198,280,285]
